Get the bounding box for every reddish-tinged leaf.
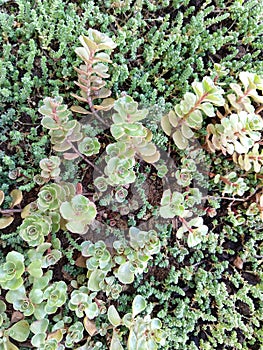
[84,317,97,336]
[75,254,87,268]
[11,311,24,324]
[63,153,79,160]
[71,105,92,114]
[233,256,244,269]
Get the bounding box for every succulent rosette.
[0,251,25,290]
[37,183,66,211]
[60,194,97,234]
[78,137,100,156]
[19,214,52,247]
[105,157,136,185]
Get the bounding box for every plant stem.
[0,208,22,214]
[66,140,103,175]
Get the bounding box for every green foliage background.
[0,0,263,349]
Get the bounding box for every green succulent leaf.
[8,320,30,342]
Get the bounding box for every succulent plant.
[106,141,135,160]
[68,286,99,319]
[65,321,84,348]
[103,276,122,300]
[39,96,83,154]
[110,96,160,164]
[227,71,263,113]
[112,95,148,124]
[104,157,136,185]
[177,217,208,247]
[81,240,112,271]
[107,295,165,350]
[19,214,52,247]
[43,281,67,314]
[115,187,128,203]
[30,319,64,349]
[94,176,109,192]
[60,194,97,234]
[78,137,100,157]
[233,143,263,173]
[6,286,34,316]
[214,172,249,196]
[161,76,225,149]
[39,156,61,180]
[160,189,186,218]
[37,183,67,212]
[207,111,263,155]
[72,29,116,115]
[0,251,25,290]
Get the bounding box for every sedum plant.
[107,295,166,350]
[0,252,25,290]
[60,194,97,234]
[161,76,225,149]
[68,287,99,319]
[207,111,263,155]
[39,156,61,182]
[177,216,208,248]
[160,189,186,219]
[71,29,117,116]
[19,214,52,246]
[227,71,263,113]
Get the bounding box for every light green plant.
[43,281,67,314]
[107,295,166,350]
[104,157,136,186]
[227,71,263,113]
[177,216,208,248]
[60,194,97,234]
[0,251,25,290]
[65,321,84,348]
[207,111,263,155]
[160,189,186,218]
[78,137,100,157]
[161,77,225,149]
[68,286,99,319]
[71,29,117,116]
[214,172,249,196]
[81,240,112,271]
[39,156,61,181]
[19,214,52,247]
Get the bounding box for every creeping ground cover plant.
[0,10,263,350]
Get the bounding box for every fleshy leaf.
[10,189,23,207]
[8,320,30,342]
[132,295,146,318]
[0,216,14,229]
[108,305,121,327]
